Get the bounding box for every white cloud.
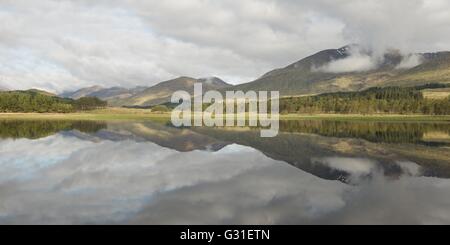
[312,45,378,73]
[0,0,344,92]
[1,0,450,92]
[313,157,377,176]
[313,53,377,73]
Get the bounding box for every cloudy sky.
[1,0,450,93]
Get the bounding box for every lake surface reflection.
[0,119,450,224]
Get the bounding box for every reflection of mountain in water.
[94,121,230,152]
[2,119,450,182]
[86,121,450,182]
[2,122,450,224]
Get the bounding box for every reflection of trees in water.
[0,120,107,139]
[280,120,450,145]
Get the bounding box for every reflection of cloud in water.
[130,164,347,225]
[131,168,450,225]
[313,157,423,183]
[395,161,422,176]
[0,135,92,181]
[317,175,450,225]
[0,135,449,224]
[313,157,377,176]
[0,135,292,224]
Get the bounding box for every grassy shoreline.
[280,114,450,122]
[1,108,450,122]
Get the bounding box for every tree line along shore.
[0,84,449,116]
[0,90,107,113]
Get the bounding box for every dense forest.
[280,84,450,115]
[0,90,107,113]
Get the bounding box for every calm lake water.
[1,119,450,224]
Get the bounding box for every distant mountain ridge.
[60,85,147,100]
[60,86,104,99]
[58,45,450,106]
[60,76,231,107]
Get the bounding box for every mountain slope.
[112,76,231,107]
[60,86,105,99]
[60,86,147,101]
[231,45,450,96]
[382,52,450,87]
[88,86,147,100]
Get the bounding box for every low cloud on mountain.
[396,54,424,69]
[312,46,379,73]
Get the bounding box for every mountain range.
[60,85,147,101]
[110,76,230,107]
[58,45,450,106]
[61,76,231,107]
[233,45,450,96]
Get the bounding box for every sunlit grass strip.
[0,109,450,122]
[0,112,171,121]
